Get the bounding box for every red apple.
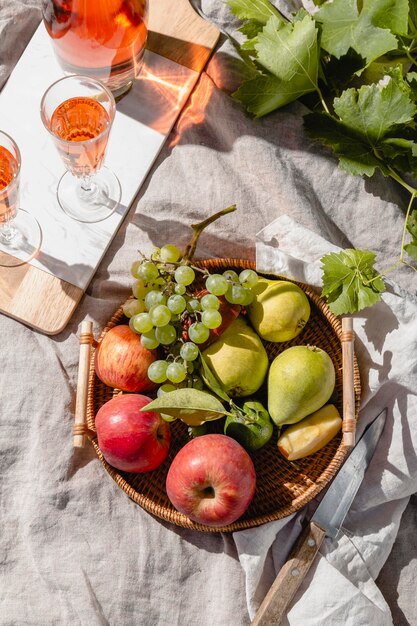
[95,394,171,472]
[166,434,256,527]
[95,324,157,392]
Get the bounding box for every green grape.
[122,298,145,318]
[132,312,154,334]
[174,284,186,295]
[132,279,151,300]
[225,283,248,305]
[167,294,186,314]
[200,293,220,310]
[239,269,259,288]
[166,362,187,384]
[130,260,142,278]
[180,342,199,361]
[155,324,177,345]
[160,244,181,263]
[205,274,229,296]
[187,298,201,313]
[174,265,195,286]
[240,288,254,306]
[223,269,239,282]
[151,247,161,260]
[188,322,210,344]
[141,329,160,350]
[201,309,222,329]
[148,360,168,384]
[138,261,159,282]
[150,304,172,327]
[157,383,177,397]
[145,290,166,310]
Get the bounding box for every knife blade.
[251,407,387,626]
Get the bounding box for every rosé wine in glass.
[41,75,121,223]
[0,131,42,267]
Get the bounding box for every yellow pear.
[202,317,269,397]
[268,345,335,426]
[277,404,342,460]
[248,278,310,342]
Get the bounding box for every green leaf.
[407,72,417,101]
[315,0,399,64]
[409,0,417,30]
[143,388,230,426]
[304,112,387,176]
[366,0,409,35]
[404,210,417,260]
[200,355,231,403]
[321,249,386,315]
[233,73,299,117]
[233,13,320,117]
[255,14,319,89]
[333,74,417,142]
[239,20,264,39]
[227,0,286,25]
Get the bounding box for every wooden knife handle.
[251,522,326,626]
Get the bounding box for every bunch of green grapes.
[122,243,259,389]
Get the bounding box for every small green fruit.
[268,345,335,426]
[277,404,342,460]
[202,317,269,397]
[224,400,273,452]
[248,278,310,342]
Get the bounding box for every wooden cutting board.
[0,0,219,335]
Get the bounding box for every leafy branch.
[228,0,417,314]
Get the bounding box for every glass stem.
[81,174,93,192]
[0,212,17,244]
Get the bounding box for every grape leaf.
[321,249,386,315]
[409,0,417,30]
[143,388,230,426]
[315,0,398,64]
[333,74,417,142]
[407,72,417,101]
[233,13,320,116]
[227,0,285,25]
[404,210,417,260]
[304,112,388,176]
[367,0,409,35]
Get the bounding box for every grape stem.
[181,205,237,262]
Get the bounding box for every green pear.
[248,278,310,342]
[202,317,269,397]
[268,345,335,426]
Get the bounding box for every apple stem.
[181,205,237,262]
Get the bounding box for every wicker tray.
[74,259,361,532]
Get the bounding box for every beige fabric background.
[0,1,416,624]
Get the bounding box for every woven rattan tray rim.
[86,258,361,532]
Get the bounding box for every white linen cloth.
[234,215,417,623]
[1,2,416,625]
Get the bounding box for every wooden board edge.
[147,0,220,72]
[0,263,84,335]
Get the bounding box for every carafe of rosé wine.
[42,0,148,98]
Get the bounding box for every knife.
[251,407,388,626]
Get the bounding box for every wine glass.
[0,131,42,267]
[40,75,121,223]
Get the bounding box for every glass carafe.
[42,0,149,98]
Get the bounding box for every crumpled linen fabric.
[0,2,416,626]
